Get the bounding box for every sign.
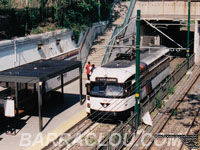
[95,77,118,82]
[4,100,15,117]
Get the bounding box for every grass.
[173,108,178,116]
[168,85,175,95]
[175,63,182,70]
[155,93,164,109]
[30,23,65,34]
[184,74,188,78]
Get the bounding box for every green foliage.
[78,2,92,12]
[168,85,174,95]
[31,28,43,34]
[0,0,114,38]
[155,93,163,109]
[0,0,10,8]
[175,63,182,70]
[73,24,87,43]
[173,108,178,116]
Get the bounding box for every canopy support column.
[79,66,83,105]
[61,74,64,103]
[37,82,43,132]
[15,82,19,128]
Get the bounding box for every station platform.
[0,2,131,149]
[0,79,87,150]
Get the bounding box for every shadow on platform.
[0,92,86,134]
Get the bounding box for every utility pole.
[187,0,191,70]
[98,0,101,21]
[135,10,140,127]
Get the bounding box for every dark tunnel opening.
[141,20,194,57]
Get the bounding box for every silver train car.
[86,47,170,117]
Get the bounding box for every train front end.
[85,66,135,118]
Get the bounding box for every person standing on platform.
[91,64,96,74]
[86,61,92,80]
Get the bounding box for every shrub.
[155,93,163,109]
[168,85,174,95]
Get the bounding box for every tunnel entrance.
[141,20,194,57]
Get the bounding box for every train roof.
[90,47,169,83]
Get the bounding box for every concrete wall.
[135,1,200,20]
[0,30,77,71]
[194,21,200,63]
[0,21,108,92]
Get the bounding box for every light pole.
[98,0,101,21]
[187,0,191,70]
[135,10,141,127]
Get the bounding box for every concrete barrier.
[0,29,77,71]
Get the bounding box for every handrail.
[101,0,136,65]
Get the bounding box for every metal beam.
[15,82,19,128]
[187,0,191,70]
[79,66,83,105]
[95,45,187,50]
[61,74,64,103]
[37,82,43,132]
[135,10,141,127]
[34,84,36,93]
[25,83,28,91]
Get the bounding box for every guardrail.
[141,54,194,119]
[101,0,136,66]
[120,0,136,36]
[101,26,120,65]
[79,21,108,69]
[96,55,195,149]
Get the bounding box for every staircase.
[82,1,130,80]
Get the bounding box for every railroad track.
[178,108,200,150]
[42,116,94,150]
[43,58,192,150]
[43,113,119,150]
[127,65,200,150]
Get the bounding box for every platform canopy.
[0,59,81,83]
[0,59,82,132]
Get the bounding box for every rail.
[96,55,195,150]
[42,116,94,150]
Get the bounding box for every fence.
[101,0,136,66]
[140,55,194,117]
[95,55,194,150]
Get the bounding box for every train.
[86,47,170,118]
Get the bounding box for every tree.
[0,0,11,8]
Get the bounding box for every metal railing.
[101,0,136,65]
[78,21,108,69]
[101,26,120,65]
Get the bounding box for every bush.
[173,108,178,116]
[168,85,174,95]
[175,63,182,70]
[155,93,163,109]
[0,0,114,38]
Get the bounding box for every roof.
[90,66,135,83]
[0,59,81,83]
[91,47,169,83]
[102,60,135,68]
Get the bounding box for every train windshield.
[90,82,124,98]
